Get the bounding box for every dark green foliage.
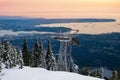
[39,39,42,65]
[0,53,1,73]
[0,56,1,71]
[22,39,30,66]
[110,69,117,80]
[31,39,46,68]
[82,67,89,75]
[117,69,120,80]
[90,69,102,78]
[91,71,97,77]
[31,39,40,67]
[45,40,57,70]
[45,40,52,70]
[38,39,46,68]
[96,70,101,78]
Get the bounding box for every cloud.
[0,30,55,37]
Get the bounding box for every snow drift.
[1,67,104,80]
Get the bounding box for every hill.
[0,67,103,80]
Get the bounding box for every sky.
[0,0,120,18]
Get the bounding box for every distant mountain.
[0,16,116,22]
[0,16,28,19]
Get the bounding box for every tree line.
[0,38,78,73]
[81,67,120,80]
[1,38,120,80]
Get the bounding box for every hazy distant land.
[37,22,120,34]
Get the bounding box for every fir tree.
[0,61,1,73]
[70,63,79,73]
[22,39,30,66]
[69,57,79,73]
[45,40,57,71]
[0,61,1,80]
[99,67,104,78]
[0,39,23,69]
[117,68,120,80]
[110,69,117,80]
[0,39,3,72]
[11,47,17,67]
[38,39,46,68]
[91,70,97,77]
[82,67,89,75]
[17,49,24,69]
[4,41,13,68]
[31,39,40,67]
[96,70,101,78]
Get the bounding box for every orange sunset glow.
[0,0,120,18]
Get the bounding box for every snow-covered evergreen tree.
[68,56,79,73]
[0,39,24,70]
[99,67,104,78]
[45,40,57,71]
[0,59,1,71]
[11,47,17,67]
[70,64,79,73]
[4,41,13,68]
[0,53,1,73]
[31,39,40,67]
[38,39,46,68]
[17,49,24,69]
[3,41,19,68]
[0,39,3,72]
[22,39,30,66]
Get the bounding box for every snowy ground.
[1,67,104,80]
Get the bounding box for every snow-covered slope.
[1,67,104,80]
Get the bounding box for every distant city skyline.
[0,0,120,18]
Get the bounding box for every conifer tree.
[69,57,79,73]
[0,59,1,80]
[45,40,57,71]
[38,39,46,68]
[4,41,13,68]
[117,68,120,80]
[31,39,40,67]
[96,70,101,78]
[110,69,117,80]
[17,49,24,69]
[0,39,3,72]
[11,47,17,67]
[82,67,89,75]
[0,39,23,69]
[22,39,30,66]
[99,67,104,78]
[91,70,97,77]
[0,53,2,73]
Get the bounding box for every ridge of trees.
[0,38,78,73]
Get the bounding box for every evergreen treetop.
[22,39,30,66]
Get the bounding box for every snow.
[1,67,104,80]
